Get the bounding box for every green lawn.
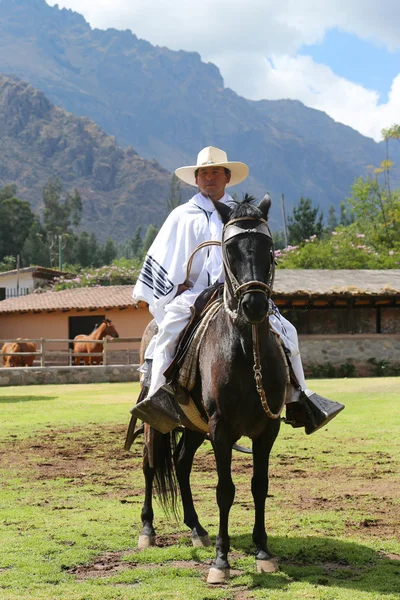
[0,379,399,600]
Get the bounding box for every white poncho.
[133,193,234,317]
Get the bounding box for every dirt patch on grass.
[1,425,399,542]
[68,550,213,580]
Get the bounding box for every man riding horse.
[131,146,344,434]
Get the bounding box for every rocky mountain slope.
[0,0,392,229]
[0,73,174,240]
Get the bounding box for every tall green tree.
[143,224,159,253]
[326,204,338,233]
[287,196,324,245]
[0,192,36,263]
[42,179,82,235]
[21,220,49,267]
[166,173,182,215]
[131,226,143,258]
[42,178,83,266]
[101,238,118,265]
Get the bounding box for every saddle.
[124,283,224,449]
[164,282,223,383]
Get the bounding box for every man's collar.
[193,192,231,212]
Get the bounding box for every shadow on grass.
[229,533,399,595]
[0,395,57,404]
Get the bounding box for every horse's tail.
[149,429,180,520]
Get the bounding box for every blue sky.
[304,29,400,104]
[47,0,400,142]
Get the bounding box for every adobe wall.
[0,306,151,349]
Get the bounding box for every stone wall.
[300,334,400,376]
[1,334,400,386]
[0,365,140,387]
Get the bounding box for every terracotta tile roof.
[273,269,400,296]
[0,285,136,314]
[0,271,399,314]
[0,266,65,279]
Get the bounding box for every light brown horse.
[73,319,119,365]
[2,340,37,367]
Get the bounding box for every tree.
[339,200,354,227]
[0,255,17,272]
[326,205,338,233]
[0,184,17,202]
[101,238,118,265]
[348,175,398,248]
[130,226,143,258]
[166,174,182,215]
[381,123,400,202]
[42,178,83,266]
[287,197,323,245]
[42,180,82,234]
[21,220,49,267]
[143,224,159,253]
[0,193,36,263]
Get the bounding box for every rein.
[184,214,288,421]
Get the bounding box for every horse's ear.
[213,200,232,225]
[258,193,271,221]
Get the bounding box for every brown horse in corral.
[2,340,37,367]
[73,319,119,365]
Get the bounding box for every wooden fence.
[0,337,142,367]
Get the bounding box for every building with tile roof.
[0,272,399,374]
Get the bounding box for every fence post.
[40,338,46,367]
[103,338,107,366]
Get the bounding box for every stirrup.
[130,387,182,434]
[301,391,345,435]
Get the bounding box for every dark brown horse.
[73,319,119,365]
[130,196,288,583]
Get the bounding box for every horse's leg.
[138,439,157,549]
[207,422,235,584]
[252,422,280,573]
[173,430,210,547]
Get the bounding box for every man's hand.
[175,282,192,296]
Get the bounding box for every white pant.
[146,296,306,401]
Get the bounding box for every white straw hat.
[175,146,249,187]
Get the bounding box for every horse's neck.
[91,324,106,340]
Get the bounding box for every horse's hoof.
[138,534,156,549]
[207,567,230,584]
[192,533,212,547]
[256,557,279,573]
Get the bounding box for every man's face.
[195,166,231,201]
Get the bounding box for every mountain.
[0,0,391,229]
[0,73,174,240]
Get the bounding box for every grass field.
[0,379,399,600]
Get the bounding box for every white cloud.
[46,0,400,141]
[218,53,400,141]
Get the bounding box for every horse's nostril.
[242,294,268,323]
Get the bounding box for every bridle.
[185,213,288,420]
[221,216,275,322]
[221,216,289,419]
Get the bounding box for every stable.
[0,271,399,376]
[273,269,400,376]
[0,285,151,366]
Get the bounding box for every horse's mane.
[230,194,262,220]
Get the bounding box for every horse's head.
[215,194,274,324]
[103,319,119,338]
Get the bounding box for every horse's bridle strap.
[223,222,272,243]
